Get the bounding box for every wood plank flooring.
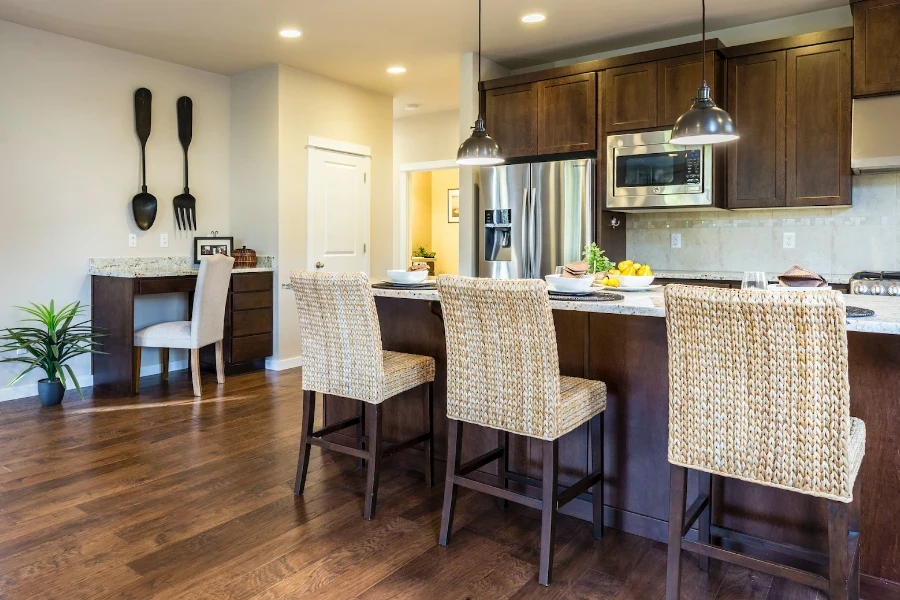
[0,369,822,599]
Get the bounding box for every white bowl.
[387,269,429,284]
[544,274,594,293]
[616,275,655,288]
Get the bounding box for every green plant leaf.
[64,364,83,399]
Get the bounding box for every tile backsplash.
[625,173,900,275]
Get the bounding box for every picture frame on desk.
[193,236,234,265]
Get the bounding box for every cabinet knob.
[315,261,325,269]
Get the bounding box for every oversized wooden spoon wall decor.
[131,88,157,230]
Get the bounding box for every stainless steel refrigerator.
[477,159,594,279]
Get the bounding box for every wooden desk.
[91,271,273,396]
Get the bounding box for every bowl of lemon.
[599,260,654,288]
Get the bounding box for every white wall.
[0,20,231,400]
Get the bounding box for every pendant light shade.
[458,0,504,166]
[670,0,738,145]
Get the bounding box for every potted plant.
[583,243,615,282]
[0,301,104,406]
[412,245,436,259]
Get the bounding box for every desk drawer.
[232,291,273,311]
[230,333,273,363]
[138,277,196,295]
[232,272,272,293]
[232,308,272,337]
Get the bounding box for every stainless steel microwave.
[606,130,713,209]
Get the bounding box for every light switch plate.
[128,233,137,248]
[160,233,168,248]
[783,232,796,249]
[671,233,682,249]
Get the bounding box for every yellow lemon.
[617,260,633,271]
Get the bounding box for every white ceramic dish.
[387,269,429,284]
[544,274,594,293]
[767,284,832,291]
[597,284,661,292]
[616,275,655,288]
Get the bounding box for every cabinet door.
[605,62,657,132]
[726,51,786,209]
[853,0,900,96]
[537,73,597,154]
[786,41,851,207]
[657,53,717,127]
[485,83,538,158]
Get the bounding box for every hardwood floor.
[0,369,822,599]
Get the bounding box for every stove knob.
[856,284,869,295]
[889,285,900,297]
[871,283,886,296]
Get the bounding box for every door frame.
[396,159,459,269]
[306,136,372,274]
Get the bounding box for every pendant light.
[457,0,504,166]
[670,0,738,145]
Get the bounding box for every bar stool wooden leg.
[424,382,435,488]
[160,348,169,381]
[132,346,142,394]
[497,430,509,509]
[363,402,383,521]
[355,400,366,469]
[591,413,604,539]
[538,439,559,586]
[439,419,463,546]
[828,497,851,600]
[666,465,688,600]
[698,471,712,571]
[294,390,315,496]
[849,477,861,600]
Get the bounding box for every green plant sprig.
[582,243,614,275]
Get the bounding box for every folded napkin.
[562,261,589,278]
[778,265,828,288]
[408,263,429,272]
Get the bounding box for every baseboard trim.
[266,356,303,371]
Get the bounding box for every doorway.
[405,167,460,276]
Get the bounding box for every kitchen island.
[320,286,900,597]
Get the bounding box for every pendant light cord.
[701,0,707,84]
[478,0,482,85]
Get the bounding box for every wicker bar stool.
[664,285,866,600]
[436,276,607,587]
[290,271,436,520]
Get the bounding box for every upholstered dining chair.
[132,254,235,397]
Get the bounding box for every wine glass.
[741,271,768,291]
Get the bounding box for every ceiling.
[0,0,847,118]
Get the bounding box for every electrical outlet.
[160,233,168,248]
[128,233,137,248]
[783,232,796,249]
[671,233,682,249]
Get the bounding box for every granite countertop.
[370,286,900,335]
[653,270,853,285]
[89,256,275,278]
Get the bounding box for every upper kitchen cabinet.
[657,53,718,128]
[852,0,900,96]
[484,83,538,158]
[786,41,851,206]
[605,62,657,132]
[537,73,597,154]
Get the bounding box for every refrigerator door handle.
[520,187,530,278]
[531,187,540,279]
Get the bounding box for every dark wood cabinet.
[786,41,851,207]
[537,73,597,154]
[484,83,537,158]
[605,62,658,132]
[727,51,786,209]
[657,53,717,127]
[852,0,900,96]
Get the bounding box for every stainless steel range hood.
[852,96,900,173]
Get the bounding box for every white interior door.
[307,147,370,274]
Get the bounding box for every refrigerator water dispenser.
[484,209,512,262]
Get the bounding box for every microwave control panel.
[685,149,702,185]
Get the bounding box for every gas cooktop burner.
[849,271,900,296]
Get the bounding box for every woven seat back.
[290,271,384,403]
[437,276,562,438]
[664,284,853,500]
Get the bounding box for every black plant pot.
[38,378,65,406]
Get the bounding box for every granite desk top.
[88,256,274,278]
[370,285,900,335]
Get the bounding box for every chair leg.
[538,438,559,586]
[828,497,851,600]
[497,429,509,509]
[363,402,383,521]
[132,346,142,394]
[591,413,604,539]
[424,382,435,488]
[355,399,366,469]
[160,348,169,381]
[214,340,225,384]
[666,465,688,600]
[698,471,712,572]
[849,476,862,600]
[190,348,201,397]
[294,390,315,495]
[439,419,463,546]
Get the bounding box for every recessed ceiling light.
[387,66,407,74]
[521,13,546,23]
[404,104,420,111]
[279,29,302,38]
